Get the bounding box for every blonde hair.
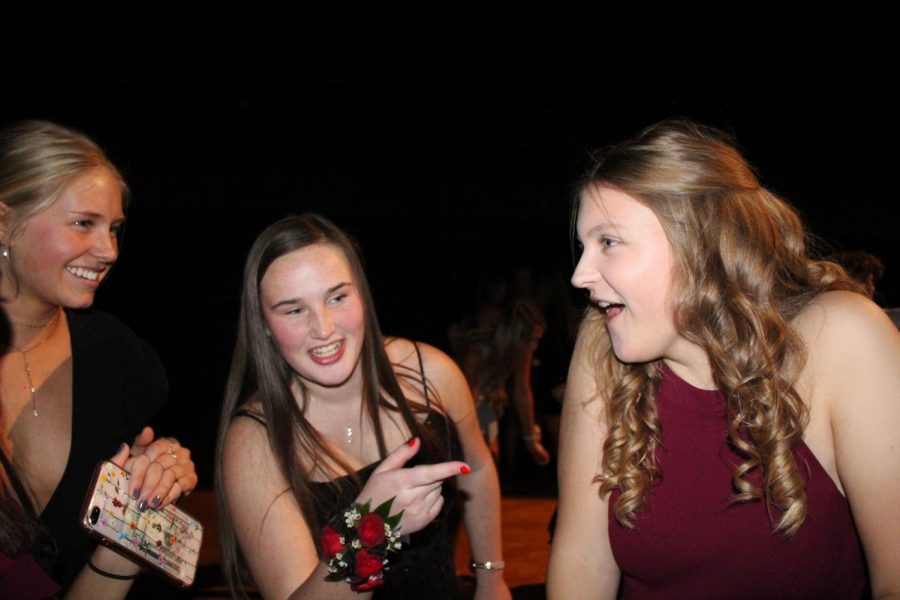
[578,119,861,536]
[0,120,127,232]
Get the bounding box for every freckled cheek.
[336,301,366,338]
[265,318,312,357]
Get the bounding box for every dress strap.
[233,408,266,426]
[413,341,430,407]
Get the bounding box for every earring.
[1,246,8,259]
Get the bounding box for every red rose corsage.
[322,497,403,592]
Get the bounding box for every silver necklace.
[13,309,61,418]
[298,374,358,446]
[20,350,39,417]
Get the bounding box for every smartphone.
[80,460,203,587]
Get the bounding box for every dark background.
[3,5,897,484]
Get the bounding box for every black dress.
[234,344,465,598]
[40,309,168,588]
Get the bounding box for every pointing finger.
[408,461,471,487]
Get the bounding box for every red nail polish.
[408,437,418,448]
[459,465,471,474]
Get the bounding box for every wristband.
[471,559,506,570]
[88,558,140,580]
[322,497,404,592]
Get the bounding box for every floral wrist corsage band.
[322,497,403,592]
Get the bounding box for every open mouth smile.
[595,300,625,319]
[66,266,104,282]
[309,340,345,365]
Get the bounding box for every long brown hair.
[576,119,861,536]
[215,214,449,596]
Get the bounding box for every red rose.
[357,512,386,547]
[354,577,385,591]
[354,549,384,579]
[321,524,345,558]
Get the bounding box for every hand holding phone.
[80,461,203,587]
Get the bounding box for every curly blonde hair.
[578,119,861,536]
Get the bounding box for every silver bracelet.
[521,424,542,442]
[471,560,505,570]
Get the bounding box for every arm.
[63,442,141,599]
[546,326,619,599]
[417,343,511,600]
[509,344,551,466]
[222,416,366,600]
[812,293,900,598]
[64,545,139,600]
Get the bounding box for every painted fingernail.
[132,488,141,500]
[459,465,471,474]
[138,499,148,512]
[408,437,418,448]
[151,496,162,507]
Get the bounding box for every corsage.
[322,497,403,592]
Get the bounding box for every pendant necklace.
[13,308,62,417]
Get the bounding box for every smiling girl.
[0,120,197,595]
[216,214,509,599]
[547,120,900,599]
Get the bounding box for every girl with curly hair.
[547,120,900,598]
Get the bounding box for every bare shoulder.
[386,336,471,417]
[795,289,894,330]
[794,291,900,411]
[794,290,900,368]
[384,336,418,368]
[385,337,462,383]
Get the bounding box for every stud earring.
[1,246,8,259]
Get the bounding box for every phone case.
[80,461,203,587]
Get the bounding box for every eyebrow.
[578,222,624,241]
[69,209,125,222]
[269,282,351,310]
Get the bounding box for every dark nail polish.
[151,496,161,507]
[132,488,141,500]
[138,499,148,512]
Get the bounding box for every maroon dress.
[0,553,59,599]
[608,365,866,599]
